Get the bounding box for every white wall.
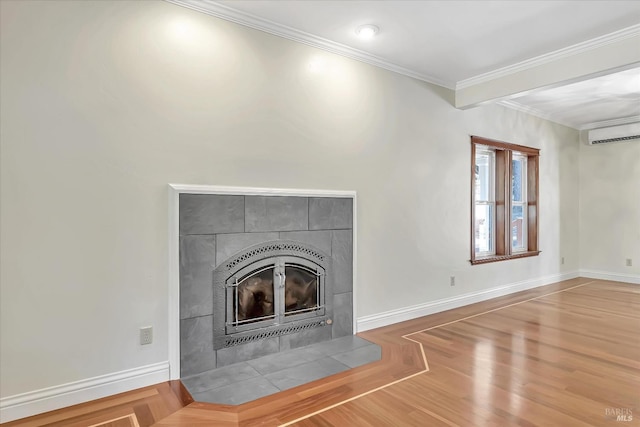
[0,0,580,402]
[579,138,640,280]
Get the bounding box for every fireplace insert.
[212,241,331,349]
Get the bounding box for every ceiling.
[171,0,640,130]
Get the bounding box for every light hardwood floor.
[4,278,639,426]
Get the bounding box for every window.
[471,136,540,264]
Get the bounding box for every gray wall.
[0,0,580,399]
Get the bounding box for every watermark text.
[605,408,633,422]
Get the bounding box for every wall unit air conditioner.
[588,123,640,145]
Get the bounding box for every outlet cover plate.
[140,326,153,345]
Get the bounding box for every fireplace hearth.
[179,193,353,378]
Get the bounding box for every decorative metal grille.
[224,243,326,270]
[224,320,326,347]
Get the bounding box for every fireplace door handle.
[275,264,285,289]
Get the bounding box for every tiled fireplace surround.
[179,193,354,378]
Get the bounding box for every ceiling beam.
[455,29,640,109]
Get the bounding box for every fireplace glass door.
[284,264,319,316]
[225,257,325,334]
[235,265,276,325]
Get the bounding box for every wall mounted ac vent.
[588,123,640,145]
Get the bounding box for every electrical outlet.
[140,326,153,345]
[561,257,565,265]
[450,276,455,286]
[626,258,633,267]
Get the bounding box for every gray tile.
[216,336,280,367]
[331,230,353,294]
[332,292,353,339]
[191,376,280,405]
[180,235,215,319]
[309,198,353,230]
[279,230,332,255]
[215,232,279,267]
[180,194,244,235]
[311,335,373,356]
[264,357,350,391]
[181,362,260,394]
[331,344,381,368]
[245,196,308,232]
[247,345,326,376]
[279,325,332,351]
[180,316,216,377]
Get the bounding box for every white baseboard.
[356,271,580,332]
[0,361,170,423]
[580,269,640,284]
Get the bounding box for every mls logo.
[605,408,633,422]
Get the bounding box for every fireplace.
[178,191,354,378]
[212,240,332,349]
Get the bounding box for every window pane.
[475,152,492,202]
[512,156,525,202]
[475,204,493,254]
[511,205,525,250]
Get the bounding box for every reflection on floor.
[181,335,381,405]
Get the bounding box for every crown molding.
[457,24,640,90]
[165,0,637,122]
[579,115,640,131]
[164,0,454,89]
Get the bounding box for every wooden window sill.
[470,251,541,265]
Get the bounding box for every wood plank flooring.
[4,278,639,426]
[2,382,192,427]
